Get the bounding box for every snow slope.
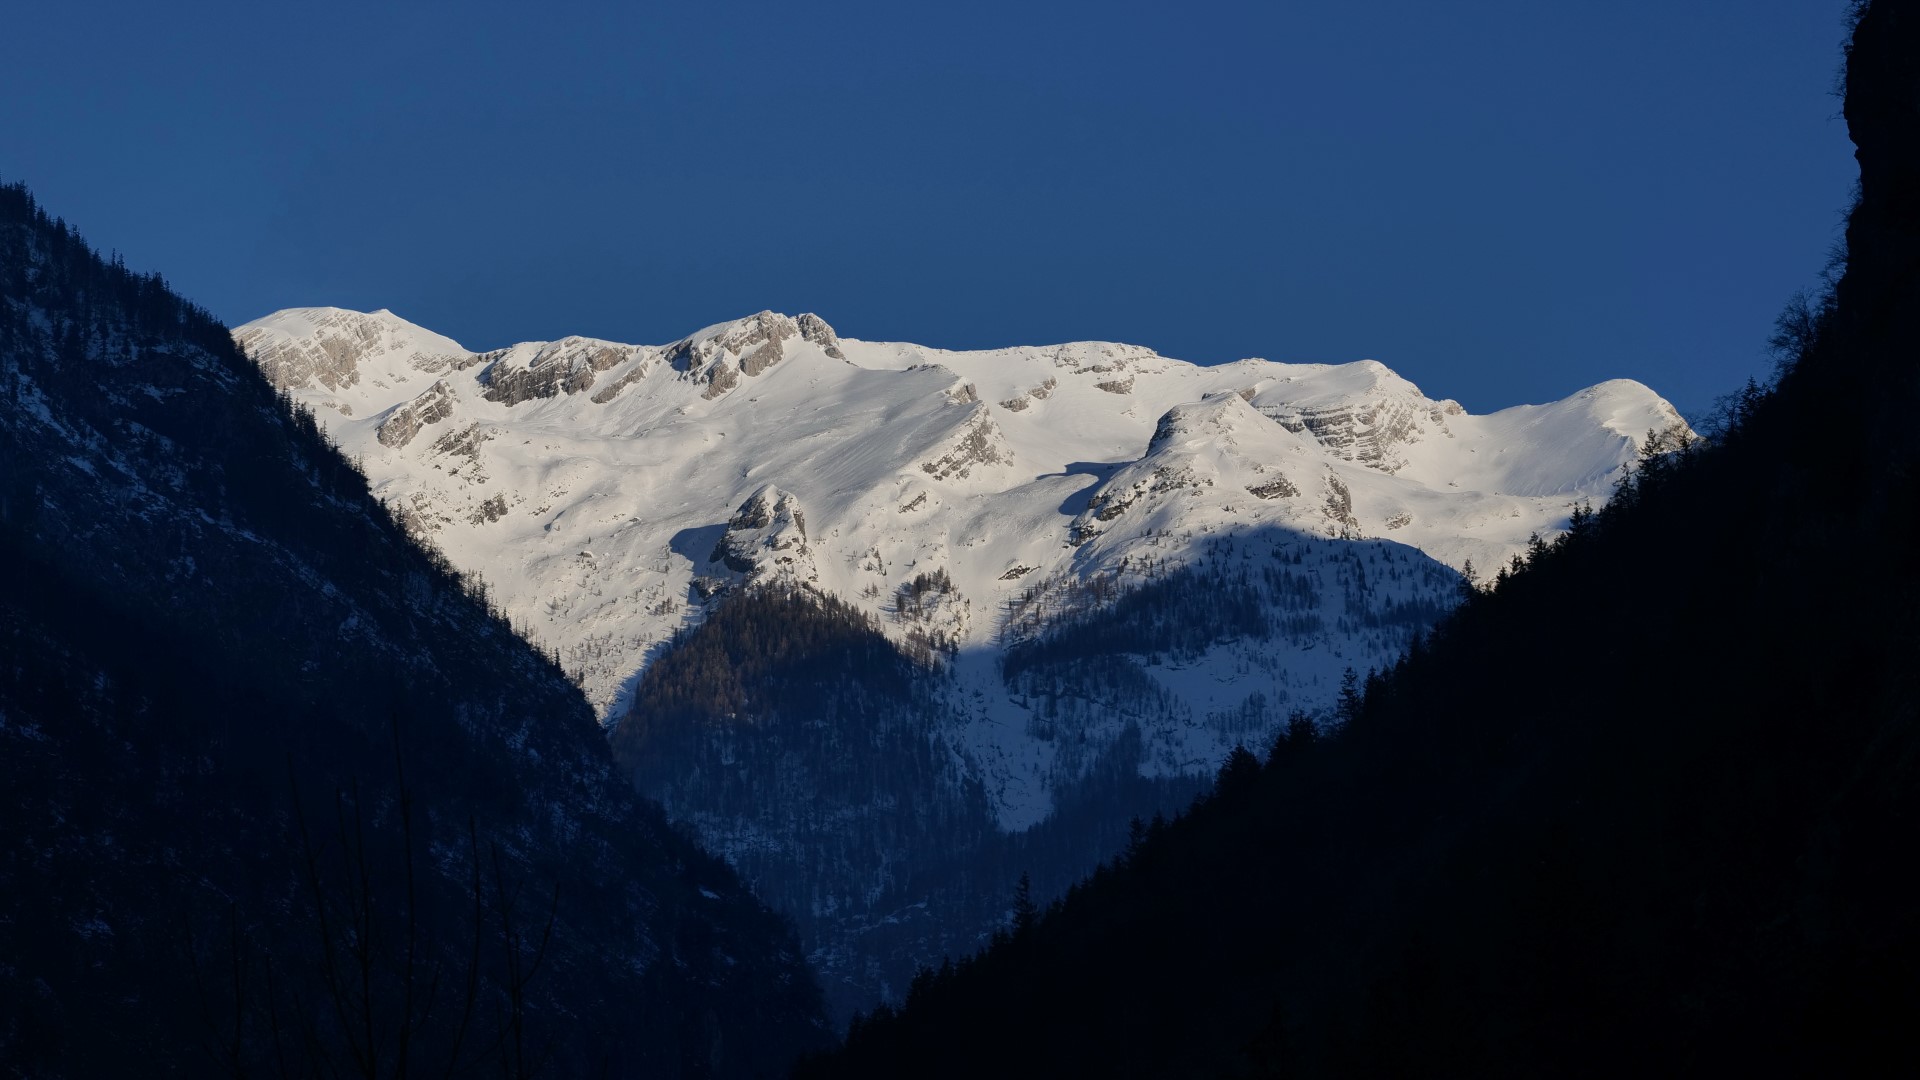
[237,308,1685,827]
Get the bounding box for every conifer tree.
[1286,710,1317,749]
[1011,872,1037,937]
[1336,667,1363,726]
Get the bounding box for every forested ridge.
[0,182,828,1077]
[803,3,1920,1075]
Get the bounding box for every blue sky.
[3,1,1855,415]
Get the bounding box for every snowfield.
[237,307,1685,828]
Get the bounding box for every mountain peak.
[661,311,846,398]
[236,307,472,394]
[235,306,1686,718]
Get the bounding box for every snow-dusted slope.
[236,307,1685,826]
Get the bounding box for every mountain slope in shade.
[799,1,1920,1074]
[235,305,1684,827]
[0,186,827,1076]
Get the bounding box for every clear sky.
[3,1,1856,416]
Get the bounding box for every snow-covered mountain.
[236,306,1683,827]
[237,307,1684,1016]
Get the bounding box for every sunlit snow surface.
[237,308,1684,828]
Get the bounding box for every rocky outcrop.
[1069,463,1209,544]
[1323,473,1359,537]
[375,379,457,448]
[798,312,846,360]
[236,308,476,393]
[428,422,490,480]
[1246,474,1299,500]
[1260,393,1462,475]
[590,359,652,404]
[480,338,639,405]
[657,312,848,399]
[467,492,509,525]
[999,378,1057,412]
[665,311,801,399]
[708,485,815,584]
[919,410,1011,481]
[237,317,372,391]
[702,359,743,399]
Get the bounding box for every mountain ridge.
[0,184,829,1075]
[235,304,1685,727]
[235,301,1689,1019]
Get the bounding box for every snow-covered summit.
[235,307,474,399]
[236,307,1685,824]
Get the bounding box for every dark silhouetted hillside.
[0,185,827,1077]
[802,3,1920,1076]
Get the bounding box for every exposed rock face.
[1246,474,1299,500]
[1071,463,1208,543]
[428,422,490,484]
[505,360,593,403]
[665,311,808,397]
[481,338,643,405]
[797,312,846,360]
[243,317,372,391]
[999,377,1056,412]
[375,379,457,448]
[1260,388,1463,475]
[1048,342,1158,376]
[702,359,742,399]
[1323,473,1359,536]
[709,485,814,584]
[590,362,651,404]
[467,492,510,525]
[236,308,475,393]
[919,409,1011,481]
[430,421,488,459]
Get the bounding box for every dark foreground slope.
[0,188,826,1076]
[805,4,1920,1077]
[611,584,1207,1023]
